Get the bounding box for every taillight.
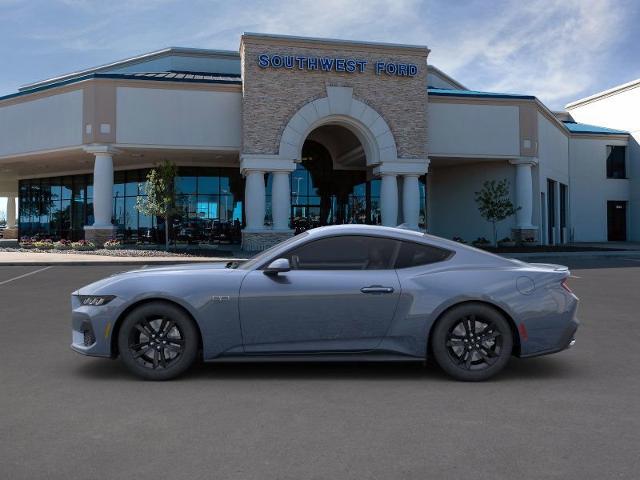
[561,277,573,293]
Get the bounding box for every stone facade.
[240,34,429,160]
[242,231,294,252]
[84,226,117,247]
[2,227,18,240]
[511,228,539,243]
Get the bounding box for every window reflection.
[18,167,244,245]
[284,141,383,234]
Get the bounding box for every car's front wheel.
[431,303,513,381]
[117,301,199,380]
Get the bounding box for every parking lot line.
[0,266,52,286]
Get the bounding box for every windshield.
[236,232,309,270]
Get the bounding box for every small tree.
[474,179,519,246]
[136,160,178,250]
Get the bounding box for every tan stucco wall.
[240,35,429,160]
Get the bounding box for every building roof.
[427,66,467,90]
[0,71,241,103]
[562,121,628,135]
[427,87,535,100]
[565,78,640,109]
[19,47,240,92]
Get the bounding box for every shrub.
[71,240,96,251]
[33,239,54,250]
[472,237,490,246]
[53,239,73,250]
[19,237,34,249]
[498,237,512,243]
[103,239,122,250]
[452,236,466,244]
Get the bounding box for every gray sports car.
[71,225,579,381]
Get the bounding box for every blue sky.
[1,0,639,107]
[1,0,640,216]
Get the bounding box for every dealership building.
[0,33,637,249]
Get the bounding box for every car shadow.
[73,355,580,383]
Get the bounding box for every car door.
[239,235,402,353]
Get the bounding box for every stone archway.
[278,86,398,166]
[240,86,429,250]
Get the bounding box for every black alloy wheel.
[118,301,198,380]
[128,316,185,370]
[431,303,513,381]
[445,315,503,370]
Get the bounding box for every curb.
[503,251,640,259]
[0,259,223,266]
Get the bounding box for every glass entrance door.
[290,141,380,234]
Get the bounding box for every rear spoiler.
[529,263,569,273]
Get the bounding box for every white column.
[6,195,16,229]
[271,171,290,230]
[244,170,266,230]
[380,173,398,227]
[510,158,537,229]
[402,174,420,230]
[91,152,115,227]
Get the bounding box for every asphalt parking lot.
[1,257,639,479]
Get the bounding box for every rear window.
[394,241,452,269]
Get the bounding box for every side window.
[606,146,626,179]
[284,235,398,270]
[394,241,452,269]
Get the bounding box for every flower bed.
[103,239,122,250]
[71,240,96,251]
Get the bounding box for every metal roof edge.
[427,88,535,100]
[565,78,640,109]
[2,72,242,103]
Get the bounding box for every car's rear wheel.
[431,303,513,381]
[117,301,198,380]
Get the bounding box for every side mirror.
[263,258,291,275]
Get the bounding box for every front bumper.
[70,295,123,358]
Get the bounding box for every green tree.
[136,160,178,250]
[474,179,519,246]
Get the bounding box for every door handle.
[360,285,395,294]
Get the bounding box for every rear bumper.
[519,316,579,358]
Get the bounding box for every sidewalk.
[0,251,244,266]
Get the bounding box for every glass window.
[113,171,126,199]
[125,171,140,196]
[17,167,244,245]
[176,175,197,195]
[606,146,626,179]
[61,177,73,200]
[284,235,399,270]
[198,175,218,195]
[394,241,452,269]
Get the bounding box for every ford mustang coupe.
[71,225,579,381]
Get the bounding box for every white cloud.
[425,0,631,108]
[3,0,634,109]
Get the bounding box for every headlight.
[78,295,116,306]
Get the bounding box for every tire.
[117,301,199,381]
[431,303,513,381]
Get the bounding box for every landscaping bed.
[1,238,248,258]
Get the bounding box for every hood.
[74,261,237,295]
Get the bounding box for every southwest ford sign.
[257,54,418,77]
